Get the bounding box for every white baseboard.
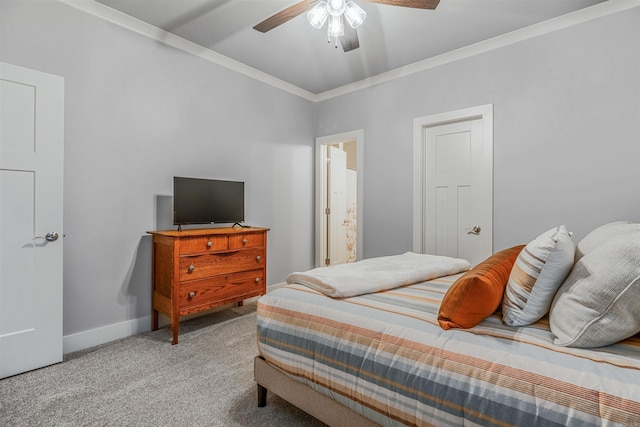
[61,294,275,354]
[63,316,151,354]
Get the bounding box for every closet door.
[0,62,64,378]
[414,105,493,267]
[427,119,480,263]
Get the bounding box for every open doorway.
[315,130,363,267]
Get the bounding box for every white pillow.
[502,225,574,327]
[550,231,640,348]
[575,221,640,261]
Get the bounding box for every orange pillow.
[438,245,525,330]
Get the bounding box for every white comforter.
[286,252,470,297]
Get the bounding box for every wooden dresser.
[148,227,269,344]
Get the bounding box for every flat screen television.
[173,177,244,226]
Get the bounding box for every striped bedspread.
[256,274,640,427]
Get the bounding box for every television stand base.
[233,222,251,228]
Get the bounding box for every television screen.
[173,177,244,226]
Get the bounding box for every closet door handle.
[33,231,59,242]
[467,226,481,235]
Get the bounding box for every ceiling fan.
[253,0,440,52]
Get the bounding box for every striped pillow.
[502,225,575,327]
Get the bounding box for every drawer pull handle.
[188,264,195,272]
[256,256,262,262]
[255,278,261,283]
[189,291,196,298]
[207,241,212,247]
[242,238,248,244]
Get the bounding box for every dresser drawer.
[179,235,228,255]
[178,269,265,314]
[229,232,264,250]
[179,248,264,281]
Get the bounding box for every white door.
[327,146,347,266]
[0,62,64,378]
[413,105,493,267]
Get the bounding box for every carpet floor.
[0,303,326,426]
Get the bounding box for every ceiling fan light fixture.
[327,0,346,17]
[344,1,366,29]
[327,14,344,38]
[256,0,440,51]
[307,1,329,29]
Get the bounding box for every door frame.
[412,104,493,255]
[315,129,364,267]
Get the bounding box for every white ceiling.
[93,0,607,95]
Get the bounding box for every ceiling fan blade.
[253,0,319,33]
[363,0,440,9]
[341,26,360,52]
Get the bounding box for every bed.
[254,223,640,426]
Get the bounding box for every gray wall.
[0,1,316,337]
[316,8,640,259]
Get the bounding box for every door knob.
[33,232,59,242]
[467,226,481,235]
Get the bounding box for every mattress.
[256,274,640,426]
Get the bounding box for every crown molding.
[315,0,640,101]
[58,0,638,103]
[56,0,318,102]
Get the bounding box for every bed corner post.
[254,356,268,407]
[257,384,267,407]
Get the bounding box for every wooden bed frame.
[254,356,378,426]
